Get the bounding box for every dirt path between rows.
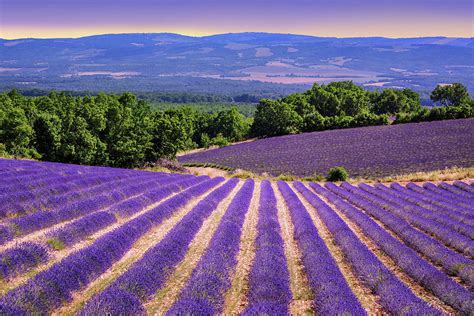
[145,180,245,314]
[54,181,228,315]
[273,182,314,315]
[222,180,261,314]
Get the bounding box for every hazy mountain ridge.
[1,32,473,96]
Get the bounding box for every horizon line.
[1,31,473,41]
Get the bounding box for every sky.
[0,0,473,39]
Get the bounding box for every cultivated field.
[0,159,473,315]
[179,118,474,178]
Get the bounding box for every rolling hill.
[178,118,474,177]
[1,32,473,96]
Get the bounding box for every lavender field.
[179,118,474,177]
[0,158,472,315]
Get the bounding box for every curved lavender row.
[39,173,166,212]
[242,180,291,315]
[108,175,197,218]
[0,173,141,220]
[166,180,255,315]
[81,178,240,315]
[423,183,474,208]
[46,212,117,248]
[0,172,161,222]
[0,173,87,199]
[438,182,474,200]
[341,182,474,257]
[454,181,474,194]
[0,242,49,280]
[0,166,128,195]
[46,176,204,249]
[0,177,221,314]
[324,182,474,287]
[390,183,474,222]
[2,174,174,240]
[0,174,178,246]
[311,183,474,314]
[295,182,438,315]
[406,183,474,213]
[277,181,365,314]
[375,183,474,235]
[354,183,474,256]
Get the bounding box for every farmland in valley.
[0,158,473,314]
[179,118,474,178]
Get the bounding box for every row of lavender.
[1,158,473,315]
[0,159,208,282]
[81,178,473,315]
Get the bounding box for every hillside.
[0,159,473,314]
[1,33,473,96]
[179,118,474,177]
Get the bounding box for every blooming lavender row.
[406,183,474,213]
[0,242,49,280]
[311,183,474,314]
[295,182,439,315]
[166,179,255,315]
[423,182,474,210]
[108,175,198,218]
[45,175,206,249]
[81,178,239,315]
[277,181,365,314]
[389,183,474,224]
[242,180,291,315]
[0,171,160,220]
[454,181,474,194]
[0,177,221,314]
[344,182,474,258]
[0,173,138,219]
[37,173,166,212]
[46,211,117,248]
[2,173,174,240]
[324,182,474,287]
[437,182,474,200]
[354,183,474,257]
[375,183,474,233]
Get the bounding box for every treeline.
[0,91,250,168]
[14,89,265,104]
[251,82,473,137]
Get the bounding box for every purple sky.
[1,0,473,39]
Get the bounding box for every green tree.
[251,99,302,137]
[214,106,249,141]
[431,83,470,107]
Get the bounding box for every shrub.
[326,167,349,182]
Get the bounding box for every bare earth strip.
[145,181,245,314]
[222,180,261,314]
[53,180,233,315]
[273,182,314,315]
[311,184,456,315]
[290,183,384,315]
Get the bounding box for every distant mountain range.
[1,32,473,97]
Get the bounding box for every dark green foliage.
[251,99,302,137]
[371,89,421,115]
[0,90,252,167]
[326,167,349,182]
[251,81,472,138]
[431,83,470,107]
[395,102,473,124]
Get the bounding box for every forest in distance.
[0,81,472,169]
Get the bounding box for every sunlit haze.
[1,0,473,38]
